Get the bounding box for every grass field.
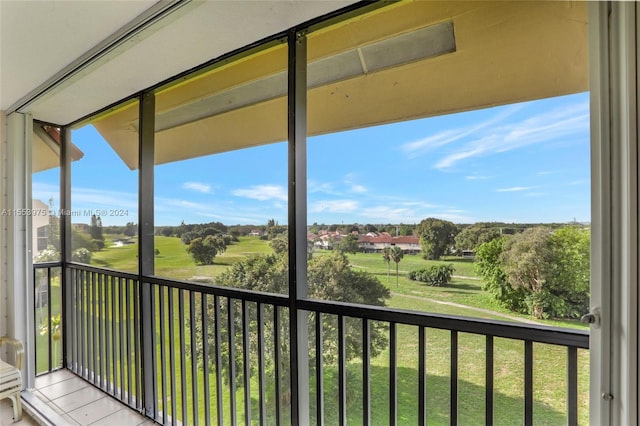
[58,234,590,424]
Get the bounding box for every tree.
[269,234,288,255]
[124,222,137,237]
[194,250,390,403]
[500,227,553,318]
[546,226,590,318]
[389,246,404,287]
[89,215,105,250]
[266,218,287,240]
[186,235,226,265]
[417,218,458,260]
[476,226,590,319]
[90,215,104,241]
[364,224,378,233]
[337,233,360,255]
[454,223,501,252]
[475,237,527,313]
[382,246,392,284]
[398,225,414,236]
[72,229,97,252]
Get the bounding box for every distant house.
[248,229,262,236]
[72,223,90,233]
[358,234,421,254]
[309,231,342,250]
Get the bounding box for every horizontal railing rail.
[299,299,590,349]
[38,263,589,425]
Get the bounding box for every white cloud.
[465,175,490,180]
[359,205,474,223]
[360,206,422,223]
[395,200,439,209]
[232,185,288,201]
[308,180,336,194]
[434,138,493,169]
[496,186,533,192]
[183,181,212,194]
[155,196,287,225]
[403,100,589,170]
[349,183,367,193]
[401,105,522,158]
[158,198,205,210]
[309,200,359,214]
[310,176,367,195]
[69,187,139,210]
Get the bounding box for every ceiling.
[3,0,588,172]
[0,0,357,125]
[90,0,588,168]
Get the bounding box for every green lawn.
[92,235,272,280]
[53,237,589,424]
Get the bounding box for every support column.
[139,92,156,417]
[1,112,35,388]
[589,2,639,425]
[288,29,309,425]
[61,127,72,369]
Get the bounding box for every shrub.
[71,248,92,263]
[409,264,454,286]
[34,245,60,263]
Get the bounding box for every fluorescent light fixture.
[154,21,455,132]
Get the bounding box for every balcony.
[32,262,589,425]
[7,1,640,425]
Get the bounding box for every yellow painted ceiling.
[90,0,588,169]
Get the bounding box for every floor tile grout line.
[32,371,150,426]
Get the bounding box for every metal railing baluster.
[485,335,494,426]
[418,326,426,426]
[524,340,533,426]
[316,312,324,426]
[214,295,224,426]
[390,322,397,426]
[450,330,458,426]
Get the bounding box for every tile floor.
[20,370,152,426]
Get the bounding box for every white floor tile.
[88,408,148,426]
[67,397,122,426]
[52,386,105,413]
[38,377,89,400]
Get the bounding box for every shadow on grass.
[302,365,569,425]
[440,283,480,292]
[441,257,475,264]
[92,258,111,267]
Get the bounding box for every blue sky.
[33,92,590,227]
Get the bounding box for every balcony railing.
[33,262,63,375]
[34,262,590,425]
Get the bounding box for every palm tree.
[389,246,404,287]
[382,246,392,284]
